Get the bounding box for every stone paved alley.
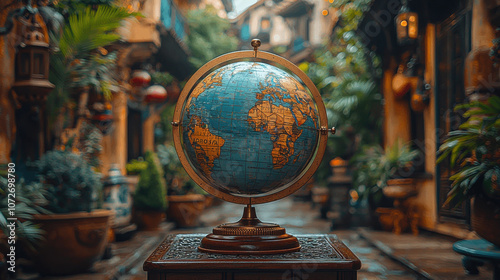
[34,198,494,280]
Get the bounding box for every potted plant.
[157,144,206,228]
[132,151,167,230]
[352,140,419,231]
[29,150,113,275]
[0,177,48,277]
[47,5,135,142]
[437,95,500,246]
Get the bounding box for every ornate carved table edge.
[143,234,361,271]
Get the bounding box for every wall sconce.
[395,0,418,45]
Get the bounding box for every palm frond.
[59,6,132,59]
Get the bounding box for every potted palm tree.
[29,150,113,275]
[132,151,167,230]
[47,4,135,140]
[437,95,500,246]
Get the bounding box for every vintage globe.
[172,41,332,254]
[173,48,329,205]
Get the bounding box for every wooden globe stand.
[198,204,300,255]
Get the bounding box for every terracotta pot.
[30,209,113,275]
[376,207,409,232]
[383,178,417,199]
[472,195,500,246]
[204,195,214,208]
[167,194,205,227]
[134,210,165,231]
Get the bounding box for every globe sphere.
[180,61,320,198]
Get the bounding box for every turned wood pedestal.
[144,234,361,280]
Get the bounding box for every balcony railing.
[160,0,187,44]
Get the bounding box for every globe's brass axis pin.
[251,39,261,58]
[171,121,179,126]
[320,126,336,135]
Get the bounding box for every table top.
[144,234,361,271]
[453,239,500,260]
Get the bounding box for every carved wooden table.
[144,234,361,280]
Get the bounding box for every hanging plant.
[151,72,174,87]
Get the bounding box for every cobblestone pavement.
[35,197,494,279]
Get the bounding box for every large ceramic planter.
[134,210,165,230]
[30,209,113,275]
[167,194,205,227]
[472,195,500,247]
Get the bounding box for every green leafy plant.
[52,0,116,19]
[77,121,103,168]
[48,5,136,120]
[156,104,175,145]
[186,5,238,69]
[352,140,419,194]
[303,0,383,185]
[70,52,119,100]
[133,151,167,211]
[126,158,147,175]
[0,177,49,250]
[34,150,102,213]
[156,144,205,196]
[437,95,500,208]
[151,72,175,88]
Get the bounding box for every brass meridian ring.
[172,47,328,205]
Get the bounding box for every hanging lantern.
[144,85,167,103]
[395,0,418,45]
[12,28,54,104]
[129,70,151,88]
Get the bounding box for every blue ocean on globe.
[181,61,320,196]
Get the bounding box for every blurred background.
[1,0,499,279]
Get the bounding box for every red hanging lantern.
[129,70,151,88]
[144,85,168,103]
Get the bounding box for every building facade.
[360,0,498,238]
[232,0,337,63]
